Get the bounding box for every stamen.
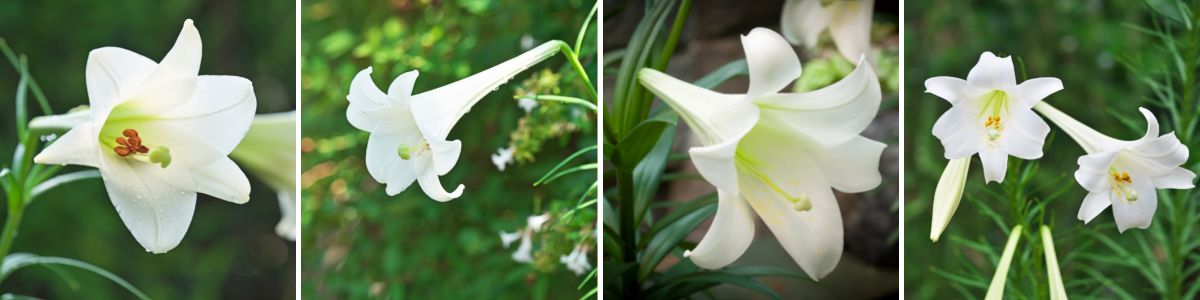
[111,128,157,163]
[736,152,813,212]
[1108,170,1138,202]
[978,90,1010,141]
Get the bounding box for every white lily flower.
[491,146,515,171]
[926,52,1061,183]
[229,112,297,240]
[347,41,561,202]
[638,27,883,279]
[33,20,255,253]
[511,230,534,263]
[781,0,875,63]
[499,230,522,248]
[1035,104,1195,232]
[559,244,592,275]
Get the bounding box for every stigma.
[397,140,432,160]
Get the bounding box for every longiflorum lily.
[638,27,883,279]
[347,41,561,202]
[926,52,1061,183]
[1035,104,1194,232]
[33,20,256,253]
[781,0,875,63]
[230,111,296,240]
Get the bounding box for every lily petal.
[978,148,1007,183]
[805,135,885,193]
[967,52,1016,90]
[1153,168,1195,189]
[98,153,197,254]
[191,157,251,204]
[741,27,803,98]
[346,67,396,132]
[1074,151,1119,193]
[428,138,462,176]
[1014,77,1063,108]
[931,105,979,159]
[780,0,830,48]
[414,157,464,202]
[930,157,969,242]
[753,56,880,146]
[826,0,874,63]
[85,47,156,112]
[1077,191,1110,223]
[411,41,560,141]
[685,190,756,269]
[276,190,297,241]
[365,130,419,196]
[1001,106,1050,160]
[1111,173,1157,232]
[145,19,201,86]
[33,121,101,168]
[153,75,256,154]
[925,76,969,105]
[1033,102,1121,154]
[638,69,757,145]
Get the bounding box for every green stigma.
[148,146,171,168]
[397,144,414,160]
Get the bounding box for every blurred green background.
[905,0,1199,298]
[299,0,597,298]
[0,0,296,299]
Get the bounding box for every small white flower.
[926,52,1061,183]
[347,41,560,202]
[34,19,255,253]
[559,244,592,275]
[527,213,550,232]
[499,230,522,248]
[781,0,874,63]
[511,230,534,263]
[491,146,515,171]
[1036,104,1195,232]
[639,28,883,279]
[518,97,538,113]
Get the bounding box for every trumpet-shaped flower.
[33,20,256,253]
[347,41,561,202]
[926,52,1061,183]
[229,111,297,240]
[1035,104,1194,232]
[560,244,592,275]
[638,27,883,279]
[781,0,875,63]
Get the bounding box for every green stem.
[574,1,598,55]
[618,170,639,298]
[0,186,25,261]
[530,94,597,111]
[556,44,599,102]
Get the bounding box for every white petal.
[931,157,969,242]
[1153,168,1195,189]
[736,126,843,280]
[387,70,419,98]
[753,57,880,146]
[979,148,1008,183]
[1111,174,1157,232]
[1135,107,1160,143]
[780,0,830,47]
[1001,106,1050,160]
[931,105,978,159]
[741,27,803,98]
[826,0,874,63]
[805,136,885,193]
[638,69,758,146]
[1075,151,1119,193]
[511,231,533,263]
[346,67,394,132]
[275,190,297,241]
[1014,77,1063,108]
[98,152,197,254]
[685,190,755,269]
[689,139,743,195]
[33,121,101,168]
[428,138,462,175]
[191,157,250,204]
[925,76,969,105]
[85,47,157,112]
[967,52,1016,90]
[411,41,560,141]
[1077,192,1111,223]
[365,131,419,196]
[499,230,522,248]
[527,213,551,231]
[145,19,201,85]
[152,75,256,155]
[414,157,463,202]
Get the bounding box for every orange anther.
[128,136,142,147]
[116,137,129,146]
[114,146,131,157]
[122,129,139,138]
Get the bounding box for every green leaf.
[29,170,101,202]
[613,108,677,168]
[533,145,597,186]
[632,125,676,227]
[534,163,596,186]
[652,271,782,300]
[643,193,716,244]
[692,59,749,89]
[0,253,150,300]
[637,195,716,280]
[0,294,41,300]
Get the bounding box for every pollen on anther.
[123,129,139,138]
[115,146,132,157]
